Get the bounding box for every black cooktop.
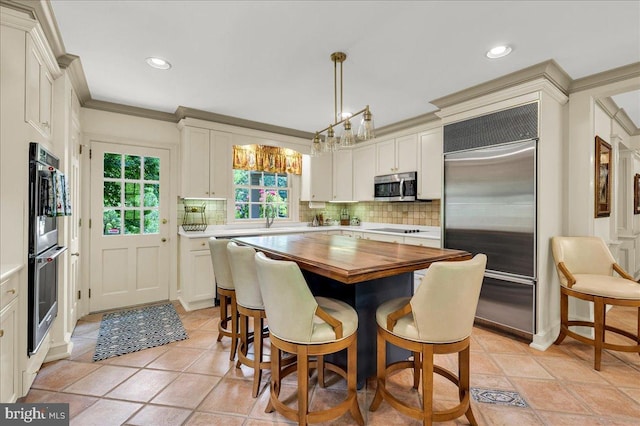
[371,228,423,234]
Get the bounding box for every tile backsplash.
[178,199,440,227]
[299,201,440,226]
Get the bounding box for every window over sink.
[233,170,290,221]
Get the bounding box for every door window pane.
[144,157,160,180]
[103,210,121,235]
[144,184,159,207]
[124,210,141,234]
[124,155,141,179]
[103,182,121,207]
[124,183,140,207]
[144,210,159,234]
[104,153,121,178]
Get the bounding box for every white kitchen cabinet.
[332,149,353,201]
[376,134,418,174]
[178,236,216,311]
[180,126,232,199]
[363,232,402,244]
[352,144,376,201]
[417,128,443,200]
[403,236,440,248]
[0,273,19,403]
[301,153,333,201]
[25,33,53,139]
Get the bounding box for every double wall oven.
[28,143,68,355]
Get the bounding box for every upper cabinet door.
[376,139,395,174]
[209,130,232,199]
[25,34,53,139]
[395,134,418,173]
[375,134,418,175]
[181,127,211,198]
[332,149,353,201]
[418,128,443,200]
[353,144,376,201]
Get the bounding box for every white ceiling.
[49,1,640,134]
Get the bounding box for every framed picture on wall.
[634,174,640,215]
[595,135,612,218]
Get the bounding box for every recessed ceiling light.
[145,57,171,70]
[486,45,512,59]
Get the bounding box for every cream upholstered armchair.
[254,252,363,426]
[208,238,238,360]
[369,254,487,426]
[551,236,640,370]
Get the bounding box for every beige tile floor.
[21,303,640,425]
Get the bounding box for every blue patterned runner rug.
[93,303,188,361]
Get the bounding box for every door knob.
[161,238,167,242]
[71,252,80,257]
[162,219,168,224]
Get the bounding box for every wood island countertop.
[232,233,471,284]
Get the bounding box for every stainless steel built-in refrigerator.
[443,103,538,339]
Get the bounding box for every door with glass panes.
[89,142,170,311]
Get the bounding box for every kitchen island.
[232,233,470,387]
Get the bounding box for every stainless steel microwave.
[374,171,417,201]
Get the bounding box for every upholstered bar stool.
[551,236,640,370]
[254,252,364,426]
[370,254,487,426]
[227,241,271,397]
[209,237,238,360]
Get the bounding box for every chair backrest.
[410,254,487,343]
[254,252,319,342]
[208,237,234,290]
[227,242,263,309]
[551,236,615,286]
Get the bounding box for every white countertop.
[178,222,440,240]
[1,263,24,282]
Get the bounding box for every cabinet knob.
[161,238,167,242]
[71,252,80,257]
[0,330,4,338]
[6,289,16,295]
[41,121,50,129]
[201,242,206,246]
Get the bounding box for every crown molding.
[174,106,314,140]
[84,99,177,123]
[57,53,91,104]
[375,111,441,138]
[570,62,640,94]
[597,97,640,137]
[430,59,572,110]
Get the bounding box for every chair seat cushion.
[570,274,640,299]
[309,297,358,344]
[375,296,421,341]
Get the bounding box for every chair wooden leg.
[348,337,364,426]
[421,343,434,426]
[229,294,239,360]
[265,344,280,414]
[594,297,605,371]
[555,291,568,345]
[413,350,420,389]
[251,316,264,398]
[459,344,478,426]
[369,328,386,411]
[236,313,248,368]
[317,355,325,388]
[217,294,228,342]
[637,307,640,357]
[298,345,309,426]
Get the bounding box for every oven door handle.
[35,246,67,263]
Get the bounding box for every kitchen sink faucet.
[265,205,275,228]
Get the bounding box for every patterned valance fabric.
[233,144,302,175]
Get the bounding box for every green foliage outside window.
[233,170,289,220]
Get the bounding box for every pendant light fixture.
[311,52,375,156]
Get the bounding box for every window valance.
[232,144,302,175]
